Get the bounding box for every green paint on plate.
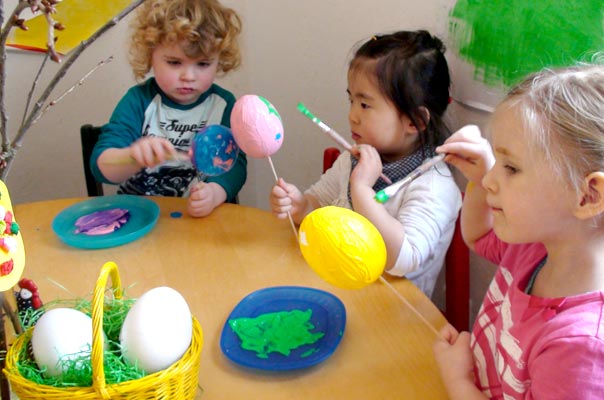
[229,309,325,359]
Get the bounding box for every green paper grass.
[15,290,146,388]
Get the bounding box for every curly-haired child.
[91,0,246,217]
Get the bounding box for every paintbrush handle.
[375,154,445,203]
[320,125,392,184]
[101,152,190,166]
[297,102,391,183]
[319,124,353,151]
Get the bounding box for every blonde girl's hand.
[436,125,495,184]
[129,137,177,168]
[269,178,306,221]
[433,324,475,393]
[350,144,382,188]
[187,182,226,218]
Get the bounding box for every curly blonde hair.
[129,0,242,81]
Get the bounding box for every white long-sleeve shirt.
[306,152,462,297]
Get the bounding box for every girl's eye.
[504,164,519,174]
[360,102,370,109]
[197,62,211,67]
[167,60,180,66]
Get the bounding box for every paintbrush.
[374,154,445,203]
[297,102,391,184]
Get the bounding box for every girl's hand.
[269,178,306,220]
[187,182,226,218]
[129,137,177,168]
[436,125,495,184]
[350,145,382,188]
[433,324,476,394]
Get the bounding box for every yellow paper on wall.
[7,0,132,54]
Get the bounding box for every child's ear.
[575,172,604,219]
[408,107,430,133]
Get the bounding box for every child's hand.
[350,144,382,187]
[269,178,305,221]
[129,137,178,168]
[436,125,495,184]
[187,182,226,218]
[433,324,475,393]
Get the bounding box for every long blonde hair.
[128,0,242,81]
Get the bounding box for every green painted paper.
[449,0,604,86]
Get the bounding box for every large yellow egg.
[299,206,386,289]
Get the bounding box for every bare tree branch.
[0,1,30,149]
[31,55,114,126]
[0,0,147,178]
[21,52,50,126]
[12,0,146,149]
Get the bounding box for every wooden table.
[13,197,448,399]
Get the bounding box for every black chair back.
[80,124,104,196]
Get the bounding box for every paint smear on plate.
[449,1,604,87]
[229,309,324,359]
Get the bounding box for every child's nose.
[482,169,497,193]
[348,106,359,125]
[180,67,195,81]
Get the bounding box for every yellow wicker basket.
[4,261,204,399]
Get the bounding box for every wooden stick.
[378,276,440,337]
[267,156,298,240]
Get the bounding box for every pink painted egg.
[230,95,284,158]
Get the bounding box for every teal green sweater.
[91,78,246,203]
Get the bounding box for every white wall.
[220,0,458,209]
[5,0,455,207]
[2,0,496,325]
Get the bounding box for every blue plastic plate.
[51,195,160,249]
[220,286,346,371]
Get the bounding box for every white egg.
[120,286,192,373]
[32,308,106,377]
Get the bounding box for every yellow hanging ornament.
[0,180,25,291]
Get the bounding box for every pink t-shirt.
[472,231,604,399]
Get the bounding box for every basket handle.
[91,261,123,399]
